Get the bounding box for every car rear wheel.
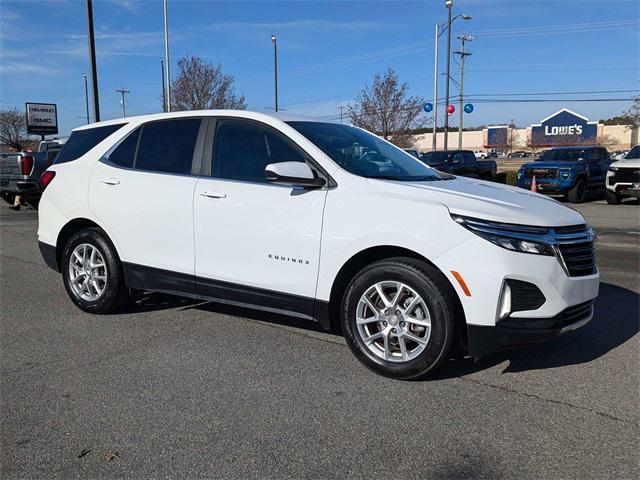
[568,178,587,203]
[606,189,622,205]
[341,257,456,380]
[61,228,131,314]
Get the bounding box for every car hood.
[611,159,640,169]
[519,161,577,170]
[367,176,586,227]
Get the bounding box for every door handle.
[200,190,227,199]
[100,178,120,186]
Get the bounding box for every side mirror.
[265,161,326,188]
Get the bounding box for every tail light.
[21,155,34,175]
[40,171,56,192]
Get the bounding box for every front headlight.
[517,169,524,179]
[559,168,571,180]
[608,166,618,172]
[452,215,554,256]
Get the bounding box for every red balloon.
[446,104,455,114]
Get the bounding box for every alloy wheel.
[356,281,432,363]
[68,243,108,301]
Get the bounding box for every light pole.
[85,0,100,122]
[82,73,90,124]
[271,35,278,112]
[454,34,473,149]
[432,4,470,151]
[160,58,166,112]
[163,0,171,112]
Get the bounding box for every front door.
[193,118,328,318]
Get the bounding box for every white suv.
[38,111,599,379]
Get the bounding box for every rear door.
[193,118,328,315]
[89,118,205,286]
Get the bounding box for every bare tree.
[0,108,30,151]
[623,95,639,130]
[169,56,246,111]
[506,121,520,154]
[347,67,424,147]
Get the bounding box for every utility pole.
[85,0,100,122]
[443,0,453,150]
[163,0,171,112]
[82,73,90,124]
[432,23,439,151]
[160,58,166,112]
[454,34,473,149]
[339,106,344,123]
[116,88,130,117]
[271,35,279,112]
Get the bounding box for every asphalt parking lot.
[1,199,638,479]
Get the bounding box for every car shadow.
[123,282,638,377]
[435,281,639,378]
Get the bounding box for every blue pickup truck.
[516,146,611,203]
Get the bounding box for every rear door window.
[54,124,125,164]
[107,128,141,169]
[135,118,201,175]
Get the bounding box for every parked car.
[508,150,529,158]
[516,146,611,203]
[37,111,599,380]
[403,148,420,158]
[473,150,487,159]
[609,150,628,161]
[420,150,497,181]
[0,151,53,207]
[606,144,640,204]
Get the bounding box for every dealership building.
[413,108,638,152]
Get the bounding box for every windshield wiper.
[368,175,441,182]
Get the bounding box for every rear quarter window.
[54,124,125,164]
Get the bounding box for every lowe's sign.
[530,109,598,147]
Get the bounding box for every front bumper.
[517,178,571,194]
[467,300,593,357]
[433,234,599,357]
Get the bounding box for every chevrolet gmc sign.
[530,109,597,147]
[25,102,58,135]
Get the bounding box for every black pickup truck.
[420,150,497,181]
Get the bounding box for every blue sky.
[1,0,638,136]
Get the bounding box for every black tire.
[606,189,622,205]
[0,191,15,206]
[341,257,457,380]
[567,178,587,203]
[61,227,131,314]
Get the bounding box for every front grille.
[524,168,558,179]
[609,168,640,184]
[559,300,594,327]
[558,241,596,277]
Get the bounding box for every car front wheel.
[61,228,131,314]
[567,179,587,203]
[341,258,456,380]
[606,189,622,205]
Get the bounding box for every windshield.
[287,122,447,181]
[421,151,449,165]
[538,149,585,162]
[625,145,639,159]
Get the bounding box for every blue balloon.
[423,102,433,113]
[464,103,474,114]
